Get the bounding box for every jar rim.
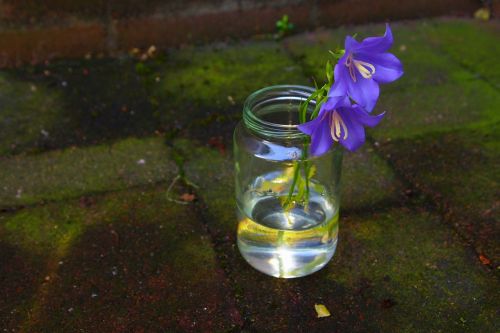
[243,85,315,139]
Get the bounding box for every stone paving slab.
[0,137,174,208]
[0,40,307,157]
[186,144,498,332]
[1,186,241,332]
[309,208,498,332]
[378,123,500,266]
[0,72,65,156]
[374,78,500,140]
[154,41,308,109]
[424,19,500,89]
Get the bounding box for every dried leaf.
[314,304,331,318]
[474,8,490,21]
[179,193,196,202]
[479,254,491,265]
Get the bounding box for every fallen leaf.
[479,254,491,265]
[180,193,196,202]
[474,7,490,21]
[314,304,331,318]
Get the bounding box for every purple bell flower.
[329,24,403,112]
[298,97,384,156]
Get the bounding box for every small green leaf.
[307,165,317,178]
[326,61,333,84]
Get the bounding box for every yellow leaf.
[474,8,490,21]
[314,304,331,318]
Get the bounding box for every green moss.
[154,41,308,110]
[0,73,65,155]
[3,207,85,254]
[378,123,500,263]
[374,78,500,140]
[0,136,175,207]
[328,209,498,332]
[284,20,474,89]
[425,19,500,88]
[341,145,402,211]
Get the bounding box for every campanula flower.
[329,24,403,112]
[298,97,384,156]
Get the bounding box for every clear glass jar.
[234,85,342,278]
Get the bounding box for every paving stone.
[374,78,500,140]
[0,72,65,155]
[0,198,89,330]
[153,41,308,110]
[425,19,500,89]
[0,187,241,332]
[0,40,308,155]
[299,208,498,332]
[181,137,498,331]
[0,137,175,208]
[0,240,46,330]
[0,59,161,155]
[341,145,403,211]
[378,123,500,266]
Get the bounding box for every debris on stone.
[180,193,196,202]
[479,254,491,265]
[314,304,331,318]
[474,8,490,21]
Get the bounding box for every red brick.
[0,23,106,67]
[116,4,312,50]
[317,0,477,25]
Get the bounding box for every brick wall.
[0,0,481,66]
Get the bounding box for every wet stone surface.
[0,18,498,332]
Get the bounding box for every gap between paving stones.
[368,132,498,271]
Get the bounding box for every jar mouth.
[243,85,316,139]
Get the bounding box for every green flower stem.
[282,51,342,211]
[283,159,301,209]
[303,145,310,206]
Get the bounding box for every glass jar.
[234,85,342,278]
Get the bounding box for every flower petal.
[324,94,350,111]
[350,105,385,127]
[356,52,403,84]
[298,106,326,135]
[309,116,334,156]
[345,36,361,53]
[346,74,380,112]
[356,23,393,53]
[337,109,365,151]
[329,62,349,98]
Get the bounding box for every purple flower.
[329,24,403,112]
[298,97,384,156]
